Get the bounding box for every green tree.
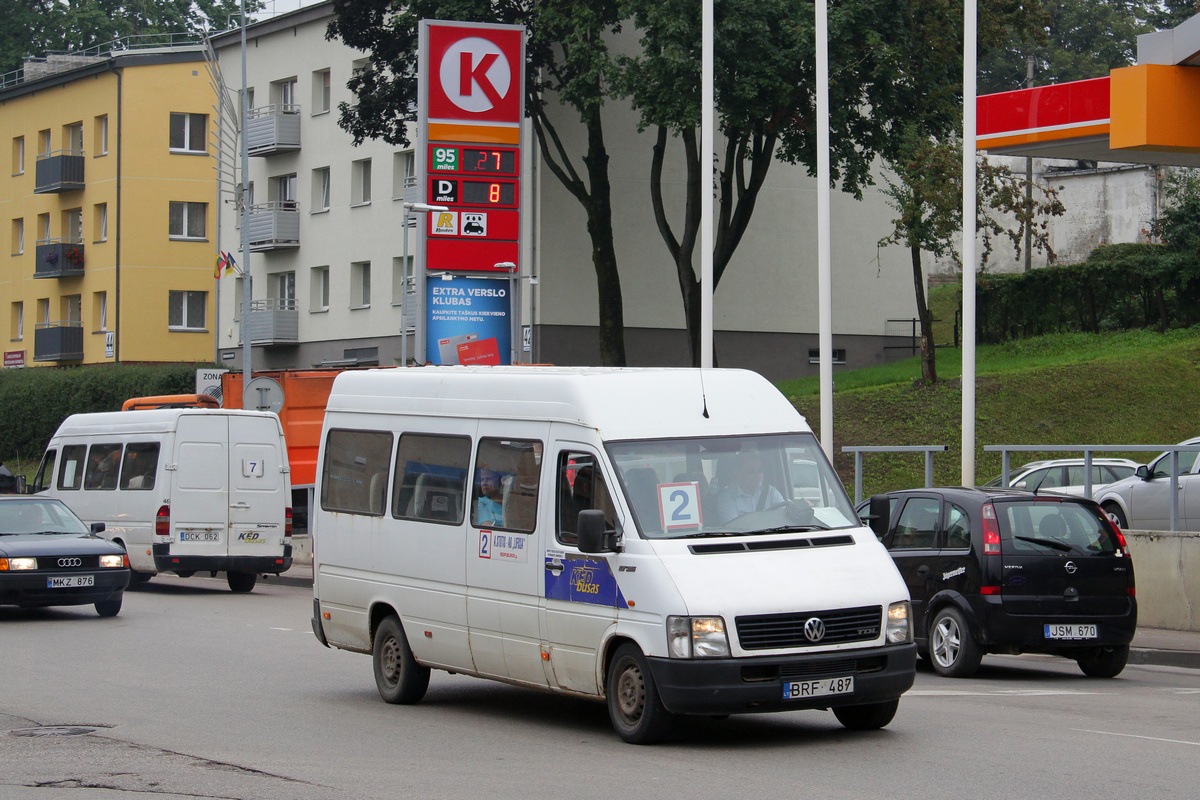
[1,0,256,74]
[878,130,1064,382]
[978,1,1174,94]
[328,0,630,366]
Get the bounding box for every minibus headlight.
[886,601,911,644]
[99,554,126,569]
[667,616,730,658]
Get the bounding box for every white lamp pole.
[239,0,251,401]
[961,2,978,485]
[816,0,833,459]
[400,202,448,365]
[700,0,714,369]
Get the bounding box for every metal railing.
[985,444,1200,532]
[842,445,947,505]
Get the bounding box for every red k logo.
[428,25,523,124]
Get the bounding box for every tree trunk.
[910,244,937,383]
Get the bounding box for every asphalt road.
[2,574,1198,800]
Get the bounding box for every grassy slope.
[790,328,1200,496]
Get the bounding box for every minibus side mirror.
[90,522,106,533]
[577,509,614,553]
[867,495,891,540]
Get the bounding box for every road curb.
[1128,647,1200,670]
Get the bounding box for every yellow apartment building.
[1,43,218,368]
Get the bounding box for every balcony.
[35,149,85,193]
[243,298,298,346]
[33,321,84,361]
[247,202,300,251]
[246,104,301,156]
[34,239,85,278]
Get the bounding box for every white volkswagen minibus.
[311,367,915,743]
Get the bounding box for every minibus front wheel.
[373,615,430,704]
[607,643,674,744]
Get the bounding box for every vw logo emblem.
[1065,560,1078,574]
[804,617,826,642]
[57,557,82,568]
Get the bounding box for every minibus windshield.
[606,433,858,539]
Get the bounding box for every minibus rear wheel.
[373,615,430,704]
[606,643,674,744]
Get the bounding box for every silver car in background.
[1094,438,1200,530]
[983,458,1139,499]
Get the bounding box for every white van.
[34,408,292,593]
[310,367,915,743]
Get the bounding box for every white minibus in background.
[310,366,915,743]
[34,408,292,593]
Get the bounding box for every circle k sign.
[427,23,524,124]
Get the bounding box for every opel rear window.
[997,501,1117,555]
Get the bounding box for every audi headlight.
[667,616,730,658]
[886,601,911,644]
[99,554,126,569]
[2,557,37,570]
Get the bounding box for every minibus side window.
[393,433,472,525]
[33,449,56,493]
[470,438,543,533]
[58,445,86,490]
[555,451,617,545]
[320,429,394,515]
[84,444,123,490]
[120,442,161,490]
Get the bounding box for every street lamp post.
[400,202,448,365]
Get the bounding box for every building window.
[168,290,206,331]
[37,298,50,325]
[351,261,371,308]
[393,150,415,199]
[94,115,108,156]
[312,69,331,114]
[168,201,207,240]
[808,349,847,365]
[233,277,243,321]
[351,159,372,205]
[63,208,83,243]
[93,292,107,332]
[37,213,49,241]
[273,77,298,107]
[37,129,50,156]
[64,122,83,154]
[312,167,330,211]
[11,219,22,255]
[392,255,414,305]
[169,113,207,153]
[273,271,296,308]
[10,302,22,341]
[311,266,329,311]
[272,174,298,209]
[94,204,107,242]
[11,136,23,175]
[62,294,82,325]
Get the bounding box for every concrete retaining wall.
[1126,530,1200,632]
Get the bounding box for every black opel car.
[861,487,1136,678]
[0,496,131,617]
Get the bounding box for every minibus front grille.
[735,606,882,650]
[689,534,855,555]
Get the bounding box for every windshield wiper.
[1014,535,1075,553]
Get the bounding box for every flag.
[223,252,237,276]
[215,252,226,279]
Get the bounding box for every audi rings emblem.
[1065,560,1078,575]
[57,557,82,568]
[804,617,826,642]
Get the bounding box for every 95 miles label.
[783,676,854,699]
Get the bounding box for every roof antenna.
[699,368,710,418]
